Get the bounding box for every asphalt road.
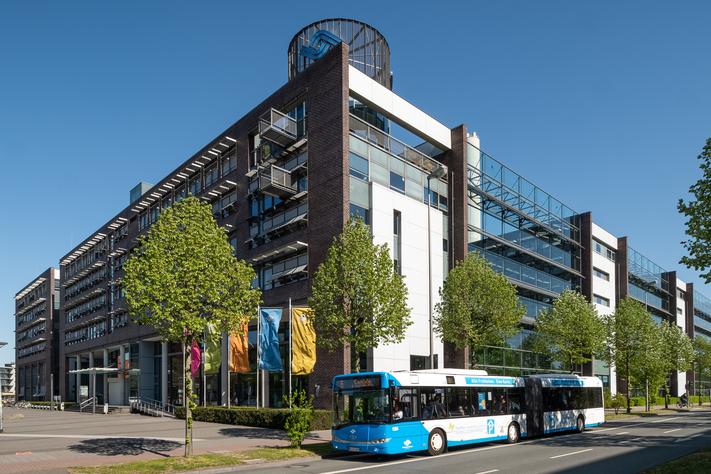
[232,411,711,474]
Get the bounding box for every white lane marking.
[616,432,629,435]
[550,448,593,459]
[675,433,704,443]
[618,437,643,444]
[319,442,525,474]
[476,471,499,474]
[0,433,200,442]
[590,427,619,432]
[651,417,681,423]
[664,429,682,434]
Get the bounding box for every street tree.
[123,197,261,456]
[308,216,411,373]
[693,336,711,404]
[532,288,606,373]
[602,297,657,413]
[678,137,711,282]
[434,251,525,359]
[657,322,694,408]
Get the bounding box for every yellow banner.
[230,324,250,373]
[205,327,221,374]
[292,308,316,375]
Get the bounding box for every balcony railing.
[259,108,298,147]
[259,164,297,199]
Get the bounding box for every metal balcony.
[259,109,297,147]
[259,165,297,199]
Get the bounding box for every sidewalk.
[605,402,709,413]
[0,409,331,473]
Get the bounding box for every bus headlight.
[367,438,391,445]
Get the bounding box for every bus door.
[524,378,544,437]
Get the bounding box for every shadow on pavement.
[68,438,182,457]
[217,427,289,440]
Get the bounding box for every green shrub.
[603,388,613,408]
[610,393,627,414]
[28,401,77,407]
[629,397,645,407]
[284,390,315,449]
[175,405,331,431]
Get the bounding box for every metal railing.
[131,397,176,418]
[79,397,96,413]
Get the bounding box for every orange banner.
[230,325,250,373]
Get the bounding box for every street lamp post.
[427,166,447,371]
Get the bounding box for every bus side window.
[492,388,507,414]
[506,388,523,414]
[397,388,418,420]
[446,387,470,417]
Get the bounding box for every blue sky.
[1,1,710,366]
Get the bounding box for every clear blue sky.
[2,1,710,366]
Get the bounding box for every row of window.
[65,321,107,346]
[594,268,610,281]
[594,241,616,262]
[17,322,45,343]
[66,294,107,323]
[18,341,46,357]
[16,282,48,310]
[65,240,107,278]
[593,295,610,307]
[113,254,129,273]
[211,191,237,220]
[64,267,106,301]
[260,252,308,291]
[17,302,47,326]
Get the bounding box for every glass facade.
[466,144,582,375]
[694,290,711,339]
[627,247,670,323]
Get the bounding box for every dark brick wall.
[579,212,593,303]
[439,125,468,369]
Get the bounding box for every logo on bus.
[403,439,413,449]
[487,419,495,435]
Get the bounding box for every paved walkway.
[0,408,330,473]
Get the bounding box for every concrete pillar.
[89,352,94,368]
[161,342,168,405]
[103,349,109,406]
[76,355,82,402]
[119,345,126,405]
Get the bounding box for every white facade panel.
[369,183,444,372]
[591,223,618,250]
[348,66,451,151]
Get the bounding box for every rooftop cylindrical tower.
[288,19,391,90]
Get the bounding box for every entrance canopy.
[68,368,140,375]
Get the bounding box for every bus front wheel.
[427,428,446,455]
[575,416,585,433]
[506,422,520,444]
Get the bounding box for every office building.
[13,19,711,408]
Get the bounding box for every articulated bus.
[331,369,604,456]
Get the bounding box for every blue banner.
[259,308,283,372]
[465,377,515,386]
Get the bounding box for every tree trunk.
[184,341,193,457]
[351,345,360,374]
[626,359,631,414]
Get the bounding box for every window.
[395,387,419,420]
[677,308,683,316]
[446,387,471,417]
[175,185,186,202]
[393,210,401,275]
[594,268,610,281]
[678,290,685,300]
[594,241,615,261]
[594,294,610,307]
[420,387,446,419]
[390,172,405,194]
[150,205,160,223]
[139,212,149,230]
[189,176,202,196]
[222,154,236,176]
[204,164,218,188]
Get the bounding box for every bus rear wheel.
[506,422,520,444]
[427,428,446,455]
[575,416,585,433]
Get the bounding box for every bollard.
[60,402,64,412]
[103,404,108,415]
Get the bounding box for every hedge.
[175,406,332,431]
[28,401,77,407]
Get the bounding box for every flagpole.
[202,328,206,407]
[289,298,293,400]
[257,305,261,409]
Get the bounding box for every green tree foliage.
[602,297,657,413]
[694,336,711,405]
[678,138,711,282]
[308,216,411,373]
[434,251,525,355]
[283,390,315,449]
[657,322,694,408]
[532,289,605,373]
[123,197,261,456]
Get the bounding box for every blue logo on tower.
[300,30,342,59]
[487,419,495,435]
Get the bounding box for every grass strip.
[640,446,711,473]
[69,443,335,474]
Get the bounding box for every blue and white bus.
[331,369,604,456]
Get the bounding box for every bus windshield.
[333,386,390,429]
